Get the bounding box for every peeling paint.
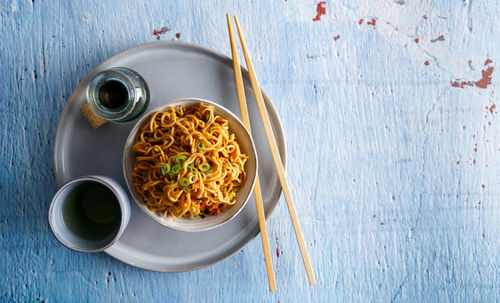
[367,18,376,28]
[153,26,170,40]
[313,2,326,22]
[486,104,496,113]
[431,35,445,43]
[306,54,326,59]
[275,236,280,257]
[359,18,376,28]
[450,59,494,89]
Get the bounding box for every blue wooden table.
[1,0,500,302]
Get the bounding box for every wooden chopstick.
[226,13,277,292]
[233,15,317,286]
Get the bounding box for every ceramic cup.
[48,175,131,252]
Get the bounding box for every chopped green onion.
[161,163,171,176]
[171,163,182,175]
[199,162,210,172]
[183,187,191,194]
[205,112,210,121]
[173,155,187,163]
[189,174,198,183]
[170,180,175,184]
[197,141,205,151]
[190,215,200,220]
[205,169,214,174]
[186,162,199,175]
[179,177,189,187]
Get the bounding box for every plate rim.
[53,41,286,272]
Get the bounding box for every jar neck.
[87,67,148,123]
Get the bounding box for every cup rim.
[48,175,129,253]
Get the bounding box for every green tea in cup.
[48,176,130,252]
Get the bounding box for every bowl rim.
[122,97,258,232]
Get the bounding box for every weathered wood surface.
[1,0,499,302]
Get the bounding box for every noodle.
[132,103,248,219]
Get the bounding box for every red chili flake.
[415,38,419,43]
[450,59,494,89]
[175,32,181,39]
[424,61,430,66]
[456,160,460,164]
[481,184,485,188]
[367,18,376,27]
[275,236,280,257]
[478,201,481,204]
[373,214,376,218]
[380,222,385,225]
[431,35,445,43]
[333,34,340,41]
[423,15,428,20]
[313,2,326,21]
[474,148,478,152]
[438,16,447,20]
[359,18,364,25]
[393,219,397,222]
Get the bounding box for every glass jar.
[87,67,149,123]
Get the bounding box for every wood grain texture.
[1,0,499,302]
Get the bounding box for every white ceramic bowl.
[123,98,258,232]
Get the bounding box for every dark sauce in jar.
[98,80,129,110]
[87,67,149,123]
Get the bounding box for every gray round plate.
[53,41,285,272]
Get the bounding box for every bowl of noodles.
[123,98,258,232]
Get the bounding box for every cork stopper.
[80,103,108,129]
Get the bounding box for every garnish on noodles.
[132,103,248,219]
